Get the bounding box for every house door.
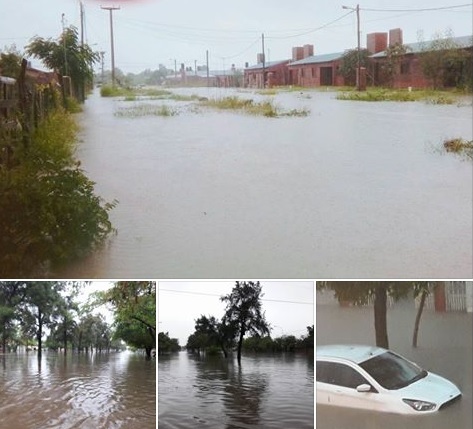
[320,67,333,85]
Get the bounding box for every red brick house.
[369,31,473,88]
[244,58,290,88]
[288,52,345,87]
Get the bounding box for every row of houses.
[244,28,472,89]
[167,28,471,90]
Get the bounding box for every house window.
[400,61,410,75]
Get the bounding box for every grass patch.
[336,88,457,104]
[200,96,309,117]
[100,84,134,97]
[443,137,473,159]
[115,103,178,118]
[65,96,83,113]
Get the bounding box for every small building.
[244,58,290,88]
[369,32,473,88]
[288,52,345,87]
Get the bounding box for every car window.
[359,351,427,390]
[317,361,368,389]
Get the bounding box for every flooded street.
[158,351,314,429]
[316,298,472,429]
[60,89,472,278]
[0,351,156,429]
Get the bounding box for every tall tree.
[19,282,65,357]
[25,26,99,102]
[0,282,28,352]
[221,281,270,365]
[94,282,156,358]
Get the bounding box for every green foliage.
[339,48,371,86]
[115,103,178,118]
[201,96,309,117]
[222,281,271,364]
[336,88,456,103]
[26,26,99,102]
[0,45,22,78]
[0,109,115,277]
[95,282,156,357]
[158,332,180,353]
[419,31,473,89]
[242,325,314,353]
[100,84,133,97]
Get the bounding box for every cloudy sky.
[158,281,314,346]
[1,1,471,73]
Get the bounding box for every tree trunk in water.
[37,310,43,358]
[145,347,152,359]
[374,286,389,349]
[412,289,428,348]
[237,331,244,366]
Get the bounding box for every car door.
[317,361,380,411]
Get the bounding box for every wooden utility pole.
[261,33,266,89]
[101,5,120,86]
[206,50,209,87]
[80,2,84,46]
[342,4,361,90]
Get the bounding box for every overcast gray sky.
[158,281,314,347]
[1,1,471,74]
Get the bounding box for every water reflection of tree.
[192,354,268,428]
[224,364,267,429]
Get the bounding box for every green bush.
[0,109,115,277]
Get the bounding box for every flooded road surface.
[60,89,472,278]
[316,299,472,429]
[159,351,314,429]
[0,351,156,429]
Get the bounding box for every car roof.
[317,344,387,364]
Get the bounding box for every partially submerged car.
[316,344,461,414]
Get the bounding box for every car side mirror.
[356,383,372,393]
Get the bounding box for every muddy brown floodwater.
[58,88,472,278]
[0,351,156,429]
[159,351,314,429]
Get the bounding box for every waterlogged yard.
[60,87,473,278]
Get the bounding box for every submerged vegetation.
[336,88,458,104]
[115,103,178,117]
[443,137,473,160]
[201,96,310,117]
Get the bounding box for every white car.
[316,344,461,414]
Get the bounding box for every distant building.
[244,58,291,88]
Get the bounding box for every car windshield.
[359,351,427,390]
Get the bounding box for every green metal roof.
[245,59,290,71]
[289,52,344,66]
[370,35,473,58]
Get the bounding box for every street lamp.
[342,4,361,91]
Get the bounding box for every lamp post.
[342,4,361,91]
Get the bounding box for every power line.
[362,4,471,12]
[267,10,354,40]
[158,288,313,305]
